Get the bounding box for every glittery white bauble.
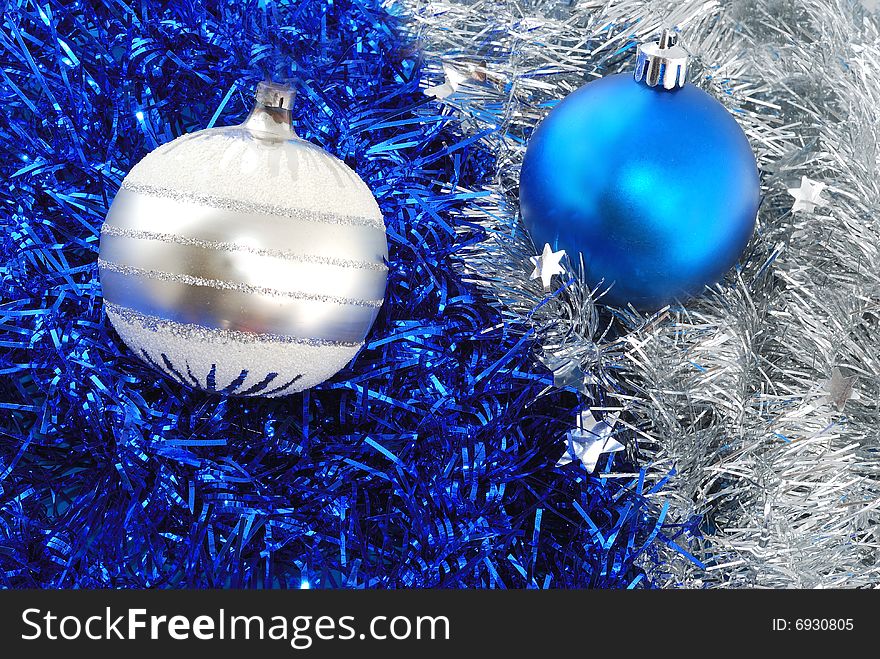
[99,83,387,397]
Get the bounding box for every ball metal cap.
[634,29,688,90]
[246,81,297,140]
[254,80,296,109]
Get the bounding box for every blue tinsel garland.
[0,0,689,588]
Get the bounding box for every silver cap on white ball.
[254,80,296,109]
[246,81,297,139]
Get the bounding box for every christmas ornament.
[519,30,760,309]
[99,82,388,397]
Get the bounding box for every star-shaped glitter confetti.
[424,63,470,99]
[539,352,597,395]
[529,243,566,289]
[821,367,860,412]
[557,410,624,473]
[424,61,488,99]
[787,176,827,213]
[550,358,588,391]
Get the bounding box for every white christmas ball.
[99,83,387,397]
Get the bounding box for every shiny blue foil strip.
[0,0,689,588]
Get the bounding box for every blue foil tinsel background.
[0,0,689,588]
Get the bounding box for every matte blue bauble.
[519,72,760,309]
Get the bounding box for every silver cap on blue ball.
[634,29,688,90]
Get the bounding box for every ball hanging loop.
[634,28,689,90]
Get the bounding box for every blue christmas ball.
[519,71,760,309]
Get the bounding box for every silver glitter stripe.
[100,225,388,271]
[120,181,386,230]
[97,259,384,309]
[104,302,363,348]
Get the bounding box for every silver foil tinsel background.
[413,0,880,587]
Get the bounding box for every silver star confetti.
[557,410,624,472]
[549,358,588,390]
[424,61,488,99]
[424,62,470,99]
[787,176,827,213]
[539,352,597,394]
[821,367,860,412]
[529,243,566,289]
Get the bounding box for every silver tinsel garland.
[412,0,880,587]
